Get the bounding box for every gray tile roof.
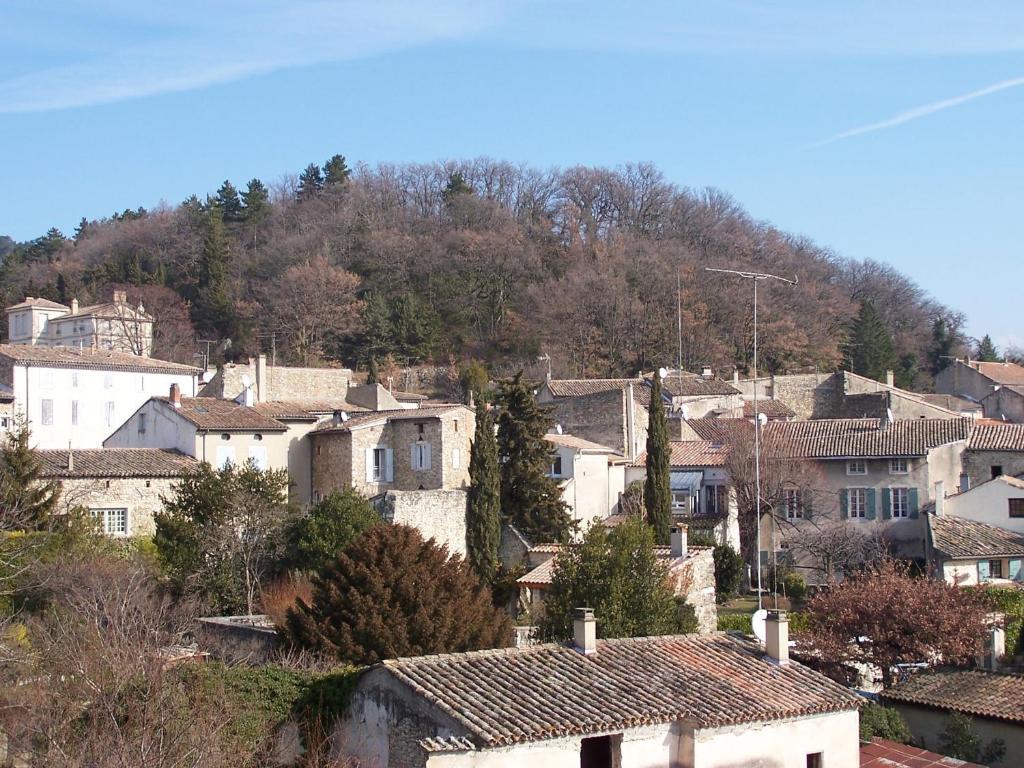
[767,418,972,458]
[969,423,1024,452]
[544,379,652,406]
[37,448,198,478]
[379,633,860,748]
[156,397,286,432]
[743,399,796,419]
[928,514,1024,560]
[0,344,200,374]
[5,297,69,311]
[660,373,739,397]
[312,404,469,434]
[880,669,1024,724]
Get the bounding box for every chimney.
[67,447,74,472]
[71,298,79,314]
[933,481,944,516]
[701,365,713,378]
[572,608,597,655]
[671,525,688,558]
[885,370,894,388]
[986,625,1006,671]
[241,384,254,407]
[733,369,739,385]
[959,473,971,493]
[765,610,789,665]
[255,355,269,403]
[169,383,181,408]
[113,289,127,305]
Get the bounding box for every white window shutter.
[411,443,419,470]
[385,449,394,482]
[422,443,431,470]
[365,448,375,483]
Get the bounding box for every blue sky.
[1,1,1022,349]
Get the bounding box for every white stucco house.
[5,292,155,356]
[0,344,199,448]
[545,432,626,529]
[338,610,862,768]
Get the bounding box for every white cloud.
[0,0,500,113]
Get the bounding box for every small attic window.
[221,433,231,441]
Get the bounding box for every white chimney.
[702,365,713,378]
[885,370,894,388]
[573,608,597,655]
[733,369,739,385]
[241,385,254,407]
[765,610,789,665]
[169,383,181,408]
[255,354,269,403]
[71,298,79,314]
[671,525,688,559]
[987,625,1006,671]
[933,481,944,516]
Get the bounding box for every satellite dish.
[658,367,669,380]
[554,423,563,435]
[751,609,768,645]
[340,411,350,422]
[757,412,768,427]
[241,374,251,388]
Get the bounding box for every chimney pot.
[702,365,713,378]
[71,298,79,314]
[572,607,597,655]
[885,370,894,388]
[765,609,789,665]
[169,383,181,408]
[671,525,688,559]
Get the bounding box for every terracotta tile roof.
[37,448,198,479]
[928,515,1024,560]
[968,360,1024,386]
[632,441,729,468]
[969,423,1024,452]
[660,373,739,397]
[156,397,286,432]
[418,736,475,754]
[767,418,971,459]
[0,344,200,374]
[312,404,469,434]
[683,417,741,443]
[860,737,982,768]
[544,379,651,406]
[379,634,860,747]
[5,297,69,311]
[743,399,796,419]
[545,433,619,454]
[880,669,1024,724]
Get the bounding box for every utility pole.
[705,268,797,611]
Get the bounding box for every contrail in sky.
[810,75,1024,147]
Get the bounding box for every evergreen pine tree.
[215,180,243,222]
[193,206,235,339]
[0,419,61,529]
[842,301,897,382]
[297,163,324,201]
[442,171,473,204]
[644,370,672,545]
[73,217,90,242]
[496,373,572,542]
[241,178,270,245]
[976,334,1001,362]
[323,154,352,187]
[467,401,501,583]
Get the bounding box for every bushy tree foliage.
[467,401,501,583]
[842,300,897,382]
[284,488,380,574]
[859,703,911,744]
[296,163,324,201]
[323,154,352,188]
[803,559,988,687]
[496,373,572,542]
[215,180,243,222]
[154,462,295,614]
[283,524,511,664]
[712,544,744,603]
[538,517,685,641]
[0,419,60,529]
[976,334,1001,362]
[643,370,671,544]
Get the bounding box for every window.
[372,448,386,481]
[980,559,1003,581]
[1010,499,1024,518]
[71,400,78,426]
[453,419,459,432]
[417,423,425,435]
[704,485,728,516]
[91,508,128,536]
[550,454,563,477]
[411,442,432,471]
[216,445,235,469]
[41,399,54,425]
[806,754,823,768]
[253,433,263,441]
[580,734,620,768]
[992,465,1004,480]
[889,458,908,474]
[891,487,910,518]
[846,459,867,475]
[1010,559,1023,581]
[784,488,802,520]
[138,413,147,435]
[451,447,461,469]
[105,401,115,427]
[672,492,691,511]
[848,488,867,518]
[248,445,268,470]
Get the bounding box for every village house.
[982,385,1024,424]
[545,432,626,529]
[659,368,742,419]
[926,512,1024,586]
[962,422,1024,488]
[0,344,199,449]
[5,291,155,356]
[38,447,198,537]
[536,377,651,461]
[935,359,1024,412]
[338,610,861,768]
[880,669,1024,768]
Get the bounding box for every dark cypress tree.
[644,370,671,545]
[842,301,897,382]
[0,420,61,529]
[215,180,243,222]
[496,373,572,542]
[467,401,501,583]
[297,163,324,201]
[193,206,235,339]
[323,154,352,187]
[929,317,958,376]
[55,273,69,305]
[976,335,1001,362]
[366,357,380,385]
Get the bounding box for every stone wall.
[499,523,531,568]
[195,615,279,664]
[963,449,1024,489]
[984,387,1024,423]
[540,388,647,460]
[56,475,181,537]
[667,547,717,634]
[205,356,352,401]
[381,489,468,557]
[772,372,844,419]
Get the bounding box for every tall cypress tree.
[467,401,501,583]
[842,301,897,382]
[496,373,572,542]
[977,335,1001,362]
[193,206,235,340]
[0,420,61,529]
[644,370,672,545]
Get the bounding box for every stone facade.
[984,386,1024,423]
[735,372,843,420]
[55,475,181,537]
[538,387,649,461]
[203,354,353,402]
[963,449,1024,489]
[195,615,279,664]
[381,489,468,557]
[667,546,717,633]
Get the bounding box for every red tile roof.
[37,448,199,479]
[156,397,286,432]
[969,423,1024,452]
[860,737,982,768]
[968,360,1024,386]
[880,669,1024,724]
[633,440,729,468]
[0,344,200,374]
[379,634,860,747]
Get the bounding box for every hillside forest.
[0,157,987,389]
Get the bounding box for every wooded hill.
[0,158,970,388]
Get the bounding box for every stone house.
[962,423,1024,489]
[5,291,155,356]
[982,385,1024,423]
[337,610,861,768]
[926,513,1024,586]
[0,344,199,449]
[936,358,1024,406]
[545,432,626,530]
[537,378,650,461]
[880,669,1024,768]
[38,447,198,537]
[200,353,353,403]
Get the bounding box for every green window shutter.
[881,488,891,520]
[840,488,849,518]
[909,488,920,519]
[866,488,877,520]
[802,489,814,521]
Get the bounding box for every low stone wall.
[668,547,718,634]
[196,615,279,664]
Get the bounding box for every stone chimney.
[701,365,713,378]
[670,525,688,559]
[71,298,79,314]
[885,370,894,388]
[933,481,944,516]
[67,447,74,472]
[765,610,789,665]
[169,383,181,408]
[255,354,269,403]
[572,608,597,656]
[113,290,127,305]
[733,369,740,385]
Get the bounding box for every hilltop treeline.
[0,158,967,387]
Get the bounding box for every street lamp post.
[705,267,797,610]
